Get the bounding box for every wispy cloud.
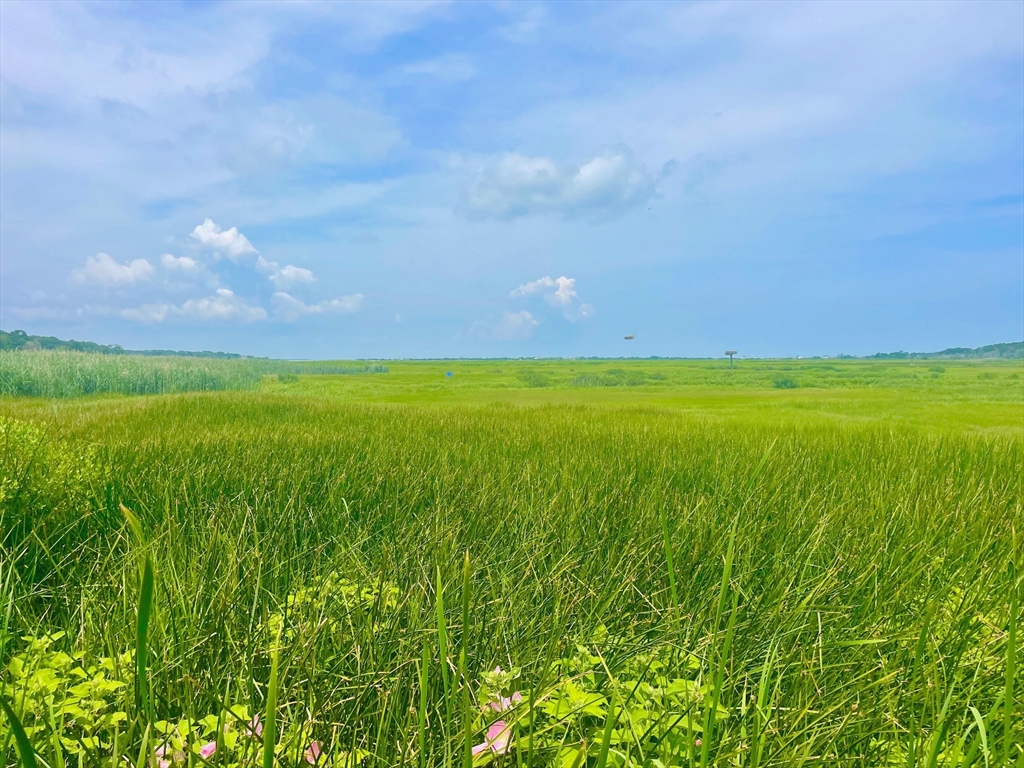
[494,310,538,340]
[271,291,363,322]
[498,5,547,44]
[465,147,661,219]
[403,54,476,82]
[121,288,267,324]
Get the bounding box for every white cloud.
[510,276,556,298]
[493,310,538,340]
[403,54,476,82]
[512,275,578,306]
[510,275,593,321]
[549,277,578,306]
[271,291,363,322]
[72,253,154,285]
[121,288,267,323]
[160,253,199,270]
[256,256,316,288]
[275,264,315,286]
[466,147,659,219]
[190,218,257,259]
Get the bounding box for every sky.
[1,1,1022,359]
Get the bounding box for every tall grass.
[0,351,266,397]
[0,351,389,398]
[0,392,1021,766]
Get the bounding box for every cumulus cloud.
[510,275,594,321]
[493,310,538,340]
[271,291,363,322]
[72,253,154,285]
[160,253,199,270]
[256,256,316,288]
[190,218,257,259]
[511,275,579,306]
[510,275,556,299]
[466,147,659,219]
[121,288,267,323]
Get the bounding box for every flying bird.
[624,335,635,340]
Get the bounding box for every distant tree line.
[0,329,252,359]
[871,341,1022,360]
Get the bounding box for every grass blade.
[460,551,473,768]
[660,505,678,622]
[435,565,450,713]
[136,553,155,722]
[263,627,281,768]
[700,520,736,768]
[1005,526,1018,764]
[1,695,37,768]
[135,724,150,768]
[418,640,430,768]
[595,689,617,768]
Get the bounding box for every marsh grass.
[0,351,388,398]
[1,387,1021,766]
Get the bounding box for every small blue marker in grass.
[446,371,453,378]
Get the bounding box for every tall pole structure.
[725,350,737,370]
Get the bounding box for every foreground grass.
[1,382,1021,767]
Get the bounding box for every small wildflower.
[487,691,523,712]
[247,715,264,738]
[472,721,511,756]
[305,741,323,764]
[695,738,702,748]
[200,742,217,758]
[154,744,173,768]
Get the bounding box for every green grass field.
[1,354,1021,767]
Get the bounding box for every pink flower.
[158,761,170,768]
[200,741,217,758]
[694,738,702,748]
[154,745,168,758]
[247,715,263,738]
[487,691,523,712]
[472,721,511,757]
[305,741,323,764]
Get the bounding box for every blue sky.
[1,1,1021,359]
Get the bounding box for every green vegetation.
[0,329,248,358]
[0,351,267,397]
[871,341,1023,360]
[0,354,1021,766]
[0,351,388,398]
